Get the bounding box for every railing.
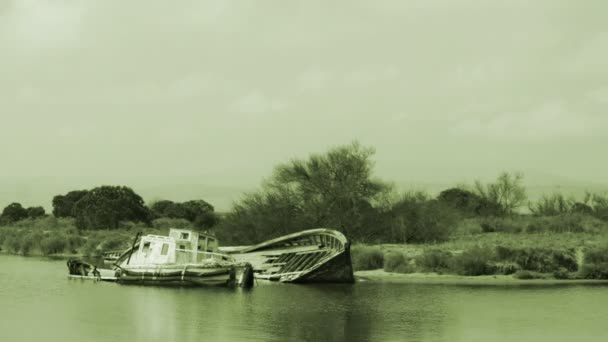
[175,249,235,263]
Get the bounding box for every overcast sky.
[1,0,607,208]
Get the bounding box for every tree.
[217,142,391,243]
[150,200,183,219]
[474,172,527,215]
[52,190,89,217]
[150,199,219,229]
[1,202,28,223]
[528,193,574,216]
[26,206,46,219]
[387,192,458,243]
[72,186,151,229]
[275,142,389,236]
[437,188,481,217]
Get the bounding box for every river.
[0,255,606,342]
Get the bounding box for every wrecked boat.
[222,228,354,283]
[69,229,254,288]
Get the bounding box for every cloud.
[452,102,589,141]
[229,91,287,117]
[0,0,87,52]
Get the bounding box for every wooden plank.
[280,254,307,273]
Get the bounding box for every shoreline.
[355,269,608,286]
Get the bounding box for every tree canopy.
[1,202,28,223]
[72,186,151,229]
[150,199,218,229]
[52,190,89,218]
[218,142,391,244]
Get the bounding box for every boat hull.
[116,264,253,287]
[227,228,355,284]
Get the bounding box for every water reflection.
[1,256,608,342]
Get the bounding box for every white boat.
[70,229,254,288]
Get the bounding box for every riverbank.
[355,269,608,285]
[351,229,608,281]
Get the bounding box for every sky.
[1,0,607,210]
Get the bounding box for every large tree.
[72,186,151,229]
[52,190,89,217]
[150,199,218,229]
[1,202,28,223]
[217,142,391,243]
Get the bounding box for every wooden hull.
[116,264,253,287]
[67,259,254,288]
[226,228,354,284]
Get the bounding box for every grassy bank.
[351,216,608,281]
[0,216,189,258]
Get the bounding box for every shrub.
[66,235,86,254]
[496,246,578,273]
[2,235,20,254]
[579,245,608,279]
[351,245,384,271]
[99,236,128,253]
[514,270,547,279]
[389,195,458,243]
[526,215,587,233]
[514,248,578,273]
[495,262,519,275]
[383,252,414,273]
[40,235,67,256]
[452,246,497,276]
[495,245,517,261]
[583,245,608,264]
[416,248,452,272]
[578,263,608,279]
[80,237,102,257]
[553,267,572,279]
[480,218,523,233]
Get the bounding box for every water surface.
[0,255,606,341]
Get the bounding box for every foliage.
[416,248,452,272]
[388,193,458,243]
[26,206,46,219]
[590,193,608,221]
[72,186,151,229]
[529,193,574,216]
[1,203,28,223]
[452,246,497,276]
[513,270,547,279]
[351,245,385,271]
[40,235,67,255]
[578,263,608,279]
[495,246,578,273]
[152,218,195,229]
[480,217,524,233]
[383,252,415,273]
[151,199,218,229]
[217,142,391,244]
[474,172,527,216]
[437,188,481,217]
[52,190,89,217]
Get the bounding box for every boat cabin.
[126,229,224,265]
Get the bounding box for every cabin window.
[161,243,169,256]
[180,232,189,240]
[179,244,186,250]
[142,242,151,256]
